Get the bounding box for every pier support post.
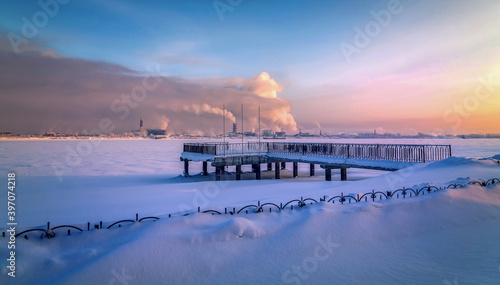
[215,166,221,181]
[293,162,298,178]
[202,161,208,176]
[184,160,189,176]
[267,163,272,171]
[275,162,281,179]
[310,164,315,176]
[281,162,286,170]
[325,167,332,181]
[255,164,261,180]
[341,168,347,181]
[236,165,242,180]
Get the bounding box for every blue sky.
[1,0,499,134]
[1,0,388,77]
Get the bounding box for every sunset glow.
[0,0,499,135]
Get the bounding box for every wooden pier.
[180,142,452,181]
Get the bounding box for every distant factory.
[132,117,167,138]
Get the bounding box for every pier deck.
[180,142,452,181]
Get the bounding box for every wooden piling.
[215,166,221,181]
[341,168,347,181]
[184,159,189,176]
[236,165,242,180]
[203,161,208,176]
[325,167,332,181]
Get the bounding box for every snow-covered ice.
[0,138,499,284]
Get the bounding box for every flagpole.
[258,105,261,154]
[241,104,244,154]
[223,104,226,157]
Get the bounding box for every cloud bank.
[0,38,297,135]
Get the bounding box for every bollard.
[47,222,50,230]
[2,232,4,237]
[25,235,28,240]
[68,230,71,236]
[136,213,138,222]
[100,221,102,229]
[88,222,90,231]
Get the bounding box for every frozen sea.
[0,138,499,284]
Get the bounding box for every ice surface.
[0,138,499,284]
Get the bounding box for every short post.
[236,165,242,180]
[202,161,208,176]
[255,164,261,180]
[293,162,298,178]
[184,159,189,176]
[325,167,332,181]
[310,164,315,176]
[251,164,257,173]
[341,168,347,181]
[267,163,272,171]
[215,166,221,181]
[275,162,281,179]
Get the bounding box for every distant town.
[2,117,500,140]
[1,125,499,140]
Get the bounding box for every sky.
[0,0,499,135]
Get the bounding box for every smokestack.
[140,117,143,131]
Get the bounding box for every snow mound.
[214,217,264,239]
[186,217,265,243]
[424,156,500,169]
[491,154,500,161]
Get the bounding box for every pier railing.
[183,142,452,163]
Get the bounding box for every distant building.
[296,131,314,137]
[469,134,485,138]
[275,131,286,138]
[262,130,273,137]
[232,123,237,134]
[244,131,256,137]
[147,129,167,136]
